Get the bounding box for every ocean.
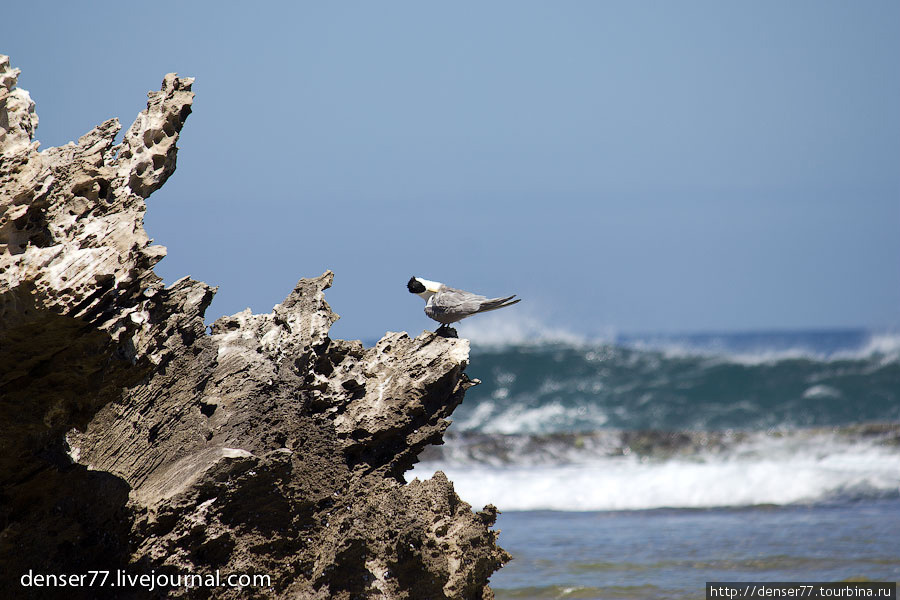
[407,325,900,599]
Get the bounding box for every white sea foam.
[452,400,498,431]
[456,312,591,348]
[482,401,601,435]
[618,338,828,366]
[410,434,900,511]
[452,396,611,433]
[622,331,900,365]
[834,332,900,364]
[802,384,842,399]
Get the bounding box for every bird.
[407,276,521,336]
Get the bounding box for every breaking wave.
[412,426,900,511]
[409,328,900,511]
[453,330,900,433]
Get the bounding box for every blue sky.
[5,1,899,340]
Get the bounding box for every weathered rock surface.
[0,55,508,598]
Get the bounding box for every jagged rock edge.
[0,55,509,599]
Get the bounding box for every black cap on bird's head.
[407,276,426,294]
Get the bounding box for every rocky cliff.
[0,55,509,599]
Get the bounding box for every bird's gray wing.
[426,286,487,322]
[428,287,521,323]
[474,295,521,314]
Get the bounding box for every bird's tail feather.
[476,295,521,314]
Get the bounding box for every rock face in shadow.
[0,55,509,599]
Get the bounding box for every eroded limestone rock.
[0,55,508,599]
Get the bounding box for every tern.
[407,276,521,336]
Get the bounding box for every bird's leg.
[435,324,458,338]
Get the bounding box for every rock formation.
[0,55,509,598]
